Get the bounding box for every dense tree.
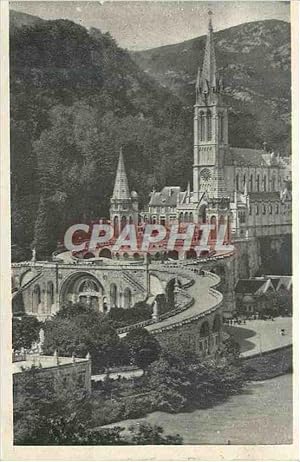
[108,302,153,328]
[42,304,127,372]
[12,315,40,350]
[122,327,161,370]
[147,348,246,413]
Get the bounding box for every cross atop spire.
[112,147,131,200]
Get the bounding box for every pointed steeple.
[196,10,222,101]
[112,147,131,200]
[200,11,217,91]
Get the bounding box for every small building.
[235,275,292,316]
[235,278,276,315]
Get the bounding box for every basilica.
[110,15,292,243]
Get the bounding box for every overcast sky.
[10,1,290,50]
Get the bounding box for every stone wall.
[151,307,223,357]
[13,357,92,396]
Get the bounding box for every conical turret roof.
[112,148,131,200]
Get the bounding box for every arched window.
[210,216,217,240]
[189,212,193,223]
[272,175,276,191]
[249,205,252,216]
[276,203,279,214]
[184,212,189,223]
[179,212,183,224]
[256,204,259,215]
[113,216,119,238]
[249,174,253,192]
[47,282,54,312]
[263,175,267,192]
[121,216,127,231]
[32,285,41,313]
[110,283,117,308]
[270,204,273,215]
[199,111,205,141]
[207,110,212,141]
[235,174,239,191]
[243,174,246,188]
[262,204,266,215]
[219,113,224,141]
[200,321,210,338]
[256,174,260,192]
[124,288,132,309]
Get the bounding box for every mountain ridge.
[131,19,291,154]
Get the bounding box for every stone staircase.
[12,272,42,299]
[122,270,145,293]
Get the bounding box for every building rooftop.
[149,186,185,207]
[235,279,271,295]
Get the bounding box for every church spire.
[196,11,220,98]
[112,147,131,200]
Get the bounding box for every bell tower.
[193,11,229,202]
[110,148,139,237]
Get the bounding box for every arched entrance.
[60,273,106,312]
[186,249,197,259]
[167,250,178,260]
[83,252,95,259]
[99,248,112,259]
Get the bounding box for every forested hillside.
[10,12,192,260]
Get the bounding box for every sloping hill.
[131,20,291,153]
[9,9,43,30]
[10,11,192,259]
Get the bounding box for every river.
[107,374,293,445]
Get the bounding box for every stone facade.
[12,261,149,320]
[150,303,223,357]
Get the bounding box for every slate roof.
[149,187,185,207]
[235,279,267,294]
[227,147,269,167]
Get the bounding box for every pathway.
[225,317,292,357]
